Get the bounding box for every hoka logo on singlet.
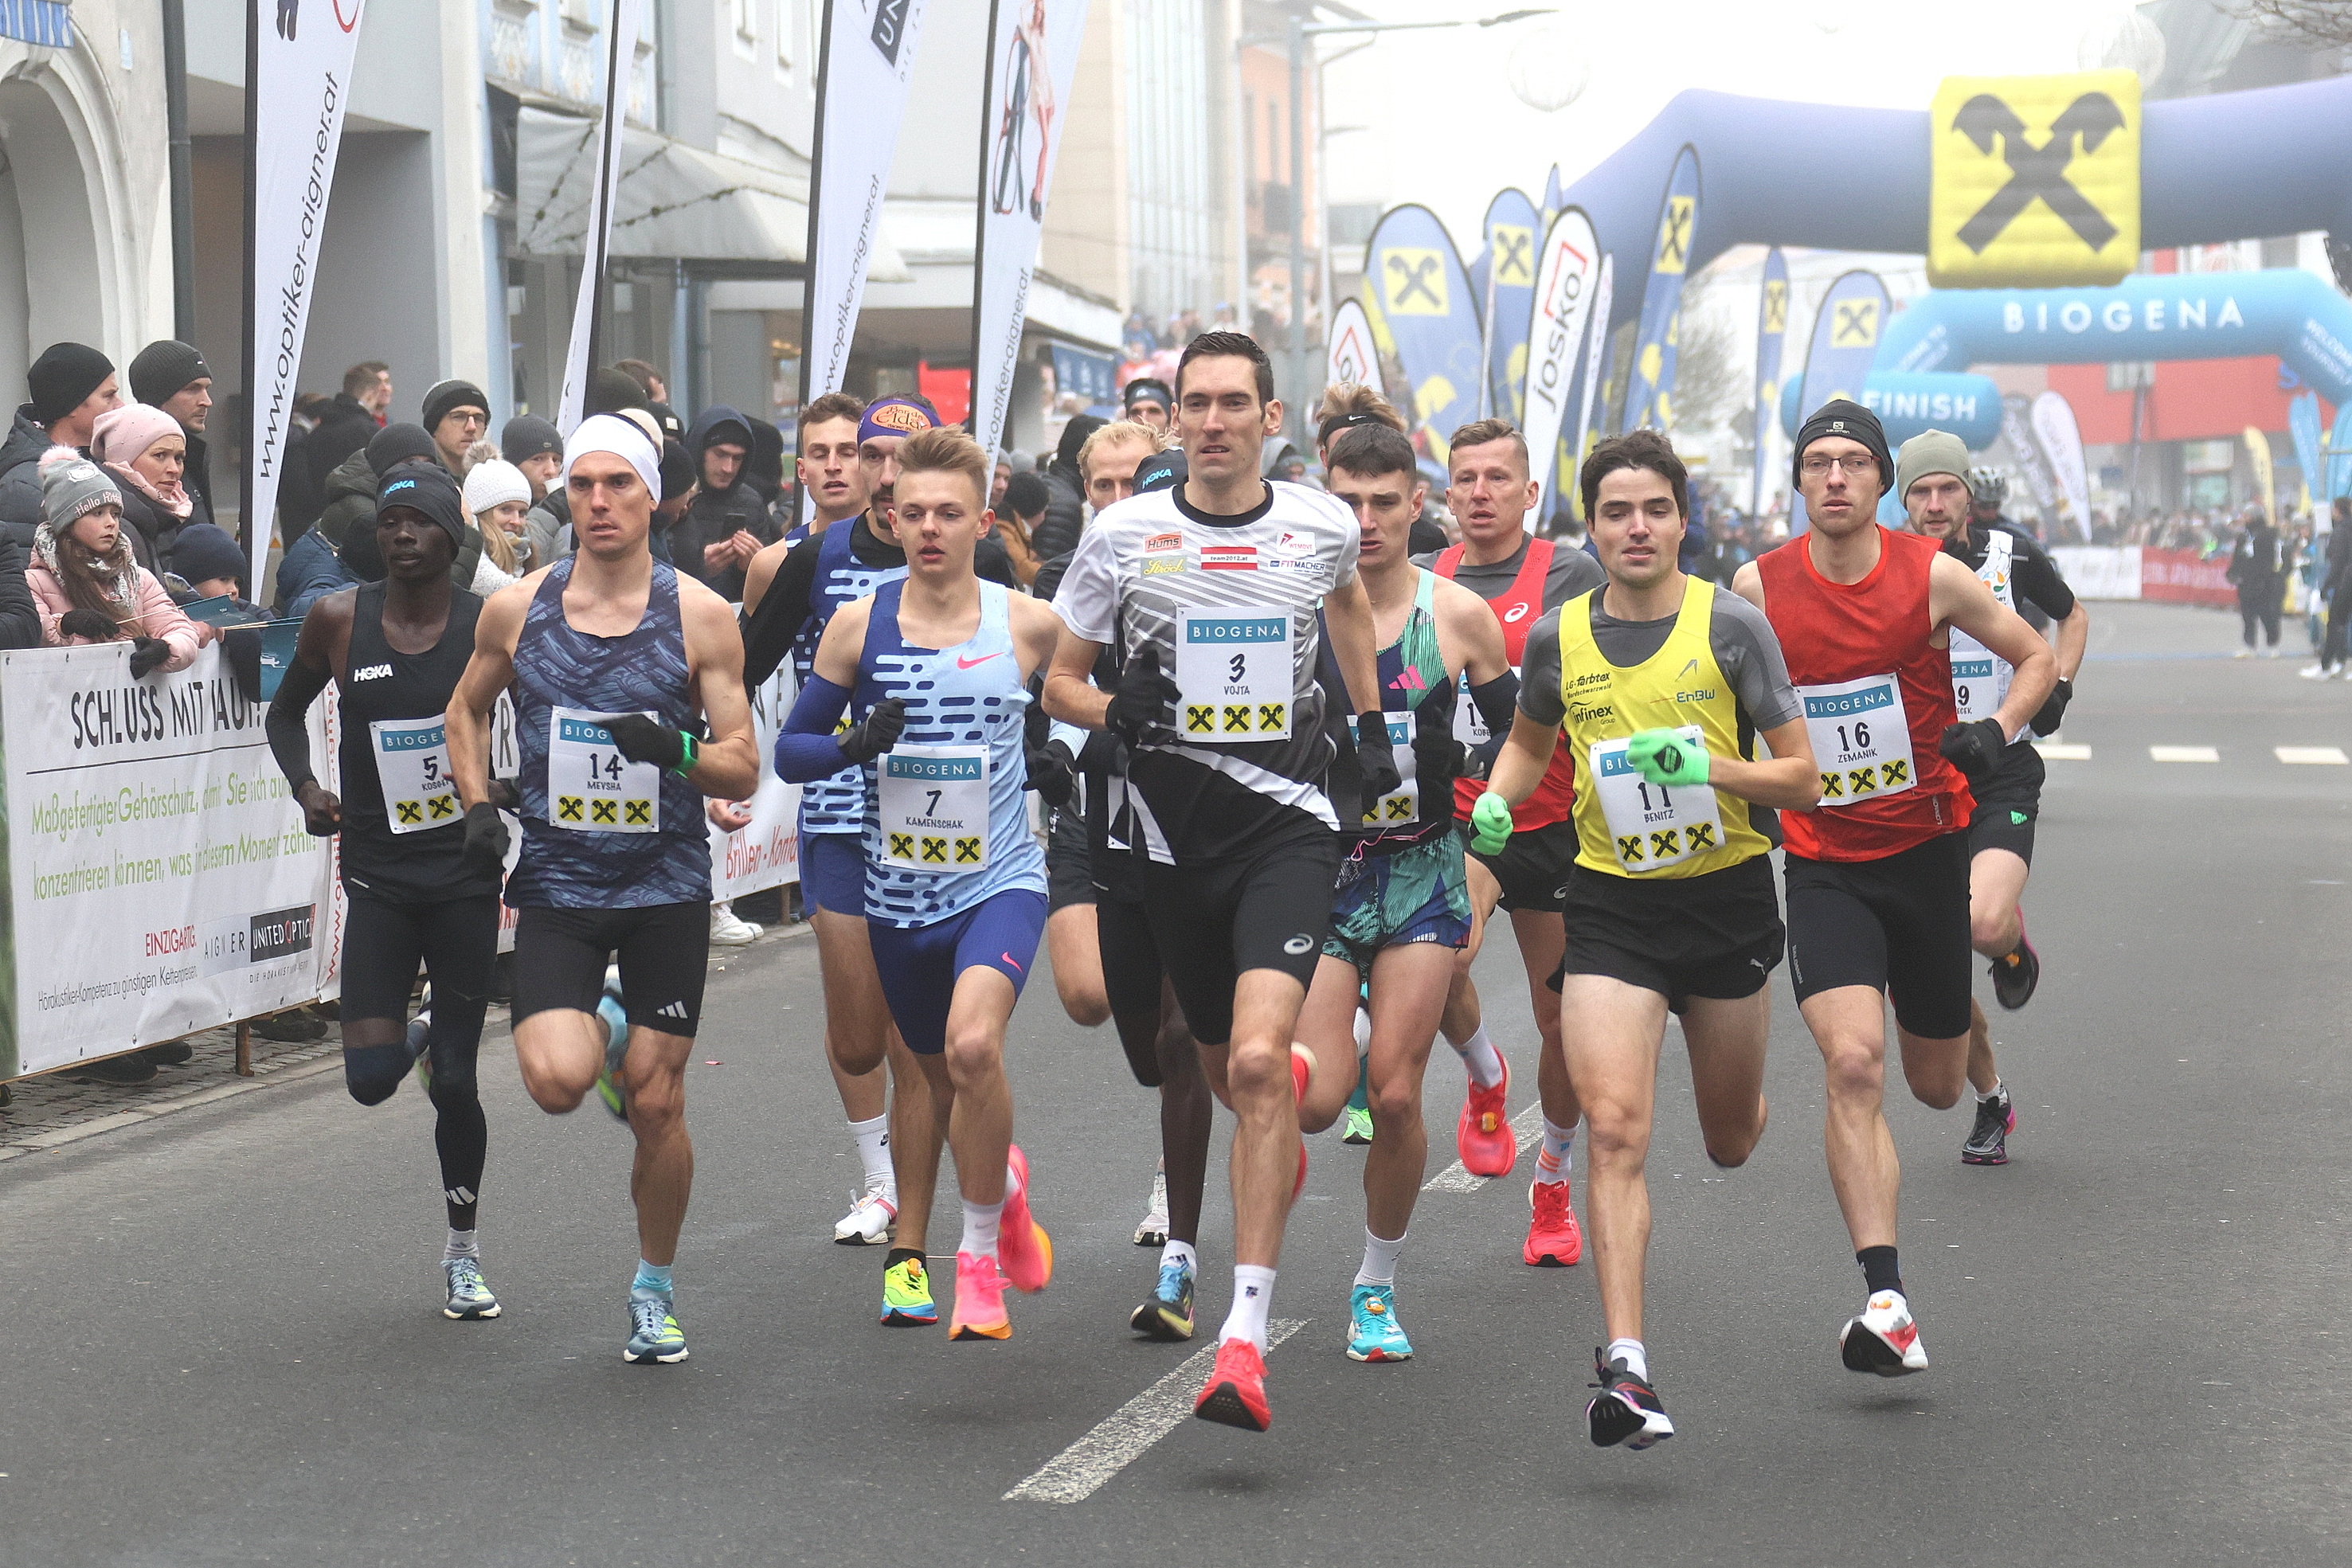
[351,663,393,682]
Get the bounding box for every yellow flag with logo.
[1928,71,2139,288]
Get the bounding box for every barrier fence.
[2049,545,2240,607]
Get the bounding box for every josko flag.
[1517,206,1601,525]
[241,0,369,590]
[1620,145,1700,433]
[1361,204,1481,464]
[1750,247,1789,518]
[557,0,644,434]
[969,0,1089,456]
[1928,70,2141,289]
[1474,189,1540,424]
[1566,252,1614,521]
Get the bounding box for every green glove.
[1470,789,1514,855]
[1626,728,1711,787]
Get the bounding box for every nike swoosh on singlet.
[957,653,1003,669]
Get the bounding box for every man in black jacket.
[128,341,217,536]
[295,362,391,544]
[0,342,121,542]
[672,405,768,597]
[1032,413,1101,565]
[2304,498,2352,678]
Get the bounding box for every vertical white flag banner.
[968,0,1090,456]
[1518,207,1599,524]
[240,0,368,592]
[556,0,644,434]
[2031,389,2091,536]
[1326,298,1376,389]
[1567,252,1614,521]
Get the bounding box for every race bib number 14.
[548,708,661,833]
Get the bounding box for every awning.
[0,1,72,47]
[514,106,909,279]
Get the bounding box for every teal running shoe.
[1129,1256,1196,1341]
[624,1287,687,1363]
[442,1257,500,1320]
[594,988,629,1121]
[1346,1283,1413,1363]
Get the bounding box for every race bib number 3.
[1175,608,1293,740]
[1800,675,1918,807]
[879,745,989,870]
[370,715,457,835]
[1352,712,1419,827]
[1591,726,1724,872]
[548,708,661,833]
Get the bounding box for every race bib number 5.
[1175,608,1293,740]
[1799,675,1917,807]
[879,745,989,870]
[370,715,457,835]
[548,708,661,833]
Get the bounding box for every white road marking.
[2149,745,2220,763]
[1423,1101,1547,1192]
[2276,745,2349,765]
[1003,1319,1307,1503]
[2034,742,2092,761]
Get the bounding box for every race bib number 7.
[879,745,989,870]
[1799,675,1917,807]
[1175,608,1293,741]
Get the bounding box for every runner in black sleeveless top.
[265,463,507,1323]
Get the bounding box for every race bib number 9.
[370,715,458,835]
[1800,675,1917,807]
[879,745,989,870]
[1175,608,1293,741]
[1352,712,1419,827]
[1591,726,1724,872]
[1950,653,2000,722]
[548,708,661,833]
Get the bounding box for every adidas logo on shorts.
[656,1000,690,1021]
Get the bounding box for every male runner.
[1729,400,2054,1376]
[777,426,1063,1340]
[1045,330,1395,1430]
[1294,422,1516,1362]
[446,413,758,1365]
[1423,418,1606,1263]
[741,396,944,1266]
[1476,431,1817,1446]
[267,465,506,1322]
[1896,431,2088,1166]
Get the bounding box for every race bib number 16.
[1800,674,1917,807]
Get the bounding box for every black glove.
[601,713,686,771]
[2030,677,2072,737]
[1411,690,1464,801]
[836,697,908,765]
[58,608,115,641]
[1354,710,1401,802]
[294,781,341,837]
[221,627,263,702]
[1027,740,1077,809]
[1106,647,1182,741]
[485,777,522,813]
[1938,718,2008,779]
[461,801,510,874]
[127,637,171,678]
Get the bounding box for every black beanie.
[659,438,695,504]
[421,379,490,436]
[374,463,468,551]
[1792,397,1893,499]
[589,368,652,417]
[128,340,210,406]
[365,422,440,475]
[500,414,562,464]
[27,342,115,425]
[1056,413,1105,471]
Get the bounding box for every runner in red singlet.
[1730,400,2055,1379]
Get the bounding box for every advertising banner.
[2002,393,2060,517]
[2288,390,2323,520]
[2244,424,2276,519]
[1793,269,1888,533]
[1518,207,1600,526]
[1566,252,1614,521]
[1620,145,1700,432]
[1927,71,2140,290]
[708,659,802,902]
[556,0,644,433]
[1326,299,1377,391]
[1363,205,1481,464]
[1476,189,1539,423]
[2049,545,2143,599]
[2031,390,2091,538]
[240,0,367,591]
[968,0,1089,456]
[1751,247,1788,517]
[1,643,332,1079]
[2141,547,2236,606]
[2330,401,2352,506]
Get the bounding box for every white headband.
[562,413,661,498]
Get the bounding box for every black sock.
[1857,1245,1904,1297]
[886,1247,926,1271]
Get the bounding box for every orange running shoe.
[997,1144,1054,1294]
[1524,1176,1583,1267]
[1457,1054,1516,1177]
[948,1250,1011,1340]
[1195,1337,1273,1432]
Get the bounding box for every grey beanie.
[1895,429,1973,506]
[40,449,121,529]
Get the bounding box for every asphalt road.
[4,600,2347,1566]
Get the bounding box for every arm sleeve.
[1709,591,1806,731]
[0,540,42,651]
[265,666,321,791]
[740,536,821,686]
[773,671,857,783]
[1516,609,1568,726]
[1470,669,1521,739]
[1051,525,1121,645]
[2010,536,2077,620]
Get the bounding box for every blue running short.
[867,888,1050,1054]
[800,831,865,917]
[1322,827,1472,980]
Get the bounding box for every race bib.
[1454,667,1510,749]
[1591,727,1724,873]
[1947,632,2010,725]
[1174,607,1293,741]
[1800,674,1917,807]
[370,715,458,835]
[547,708,661,833]
[1352,711,1419,827]
[879,745,989,870]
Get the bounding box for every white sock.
[1605,1336,1648,1382]
[849,1113,892,1190]
[1220,1264,1276,1349]
[443,1227,478,1261]
[1978,1077,2005,1103]
[1352,1006,1372,1059]
[1355,1227,1406,1287]
[959,1198,1004,1260]
[1534,1116,1577,1184]
[1160,1238,1197,1275]
[1450,1023,1505,1088]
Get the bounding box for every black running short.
[1133,831,1340,1046]
[339,890,501,1026]
[1046,804,1095,912]
[1470,817,1576,913]
[1965,741,2045,866]
[1096,890,1165,1020]
[1553,855,1783,1014]
[512,901,710,1038]
[1783,834,1973,1040]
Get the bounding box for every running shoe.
[1457,1054,1517,1177]
[1129,1256,1196,1341]
[1587,1348,1673,1449]
[1524,1177,1584,1267]
[1345,1284,1413,1363]
[1990,929,2041,1011]
[710,902,763,946]
[1134,1165,1169,1247]
[1962,1087,2016,1166]
[594,976,629,1122]
[948,1249,1011,1340]
[2299,663,2340,679]
[1342,1104,1374,1145]
[832,1181,898,1245]
[1841,1290,1928,1377]
[1194,1338,1273,1432]
[442,1257,500,1320]
[624,1288,688,1364]
[879,1255,937,1326]
[1289,1043,1313,1201]
[997,1145,1054,1293]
